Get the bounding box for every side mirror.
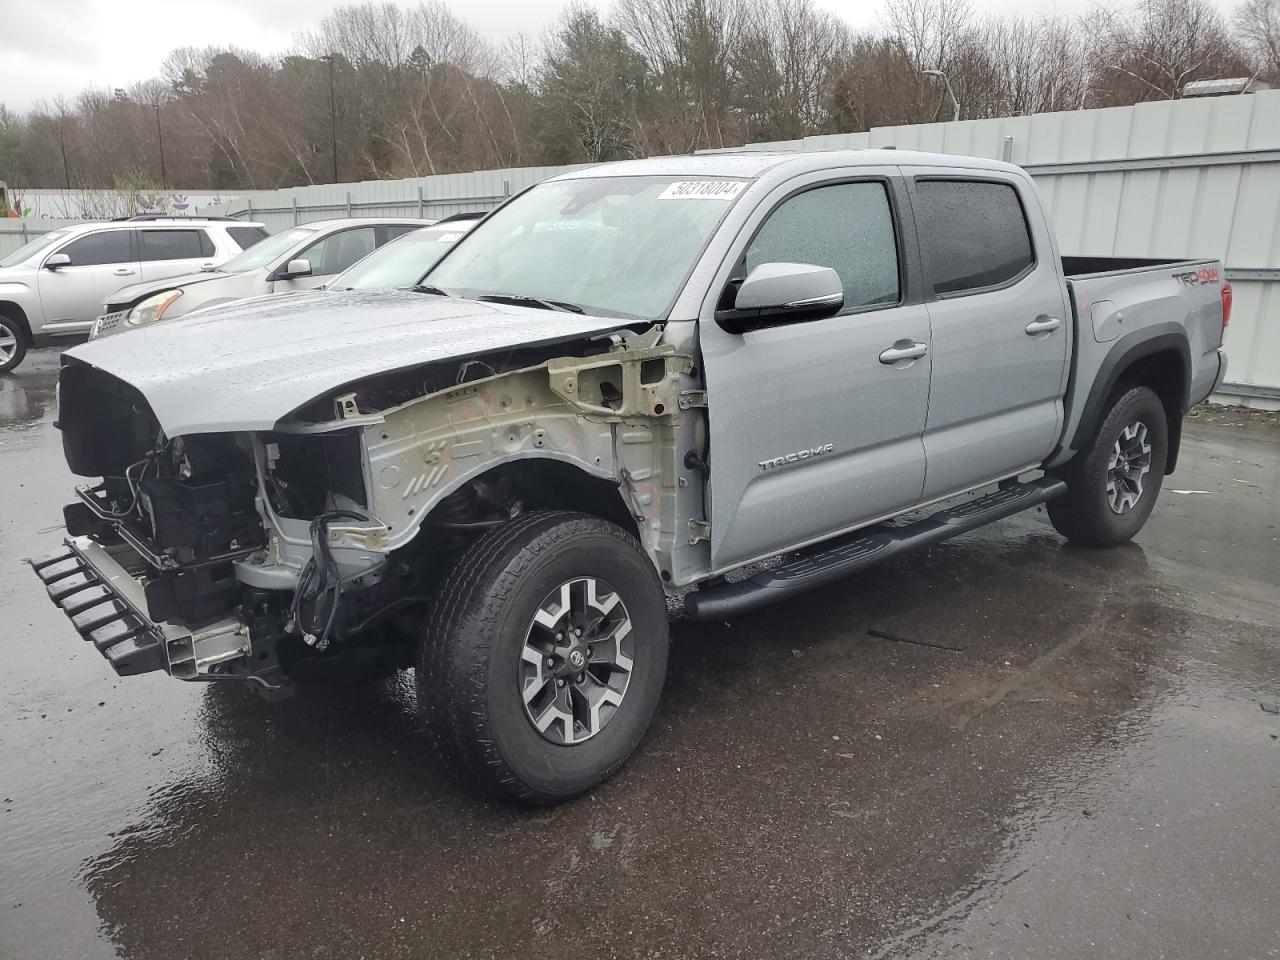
[281,258,312,279]
[733,262,843,320]
[44,253,71,271]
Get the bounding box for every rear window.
[915,180,1034,295]
[227,226,269,250]
[139,229,214,261]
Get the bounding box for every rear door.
[138,227,217,281]
[904,171,1071,499]
[37,228,140,326]
[698,169,933,570]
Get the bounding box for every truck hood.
[105,270,238,310]
[65,288,631,435]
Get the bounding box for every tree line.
[1,0,1277,192]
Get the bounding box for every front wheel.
[1048,385,1169,547]
[419,511,669,804]
[0,315,27,375]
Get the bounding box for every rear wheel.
[0,315,26,375]
[1048,385,1168,547]
[419,511,669,804]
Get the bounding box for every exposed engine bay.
[48,327,702,696]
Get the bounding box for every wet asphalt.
[1,347,1278,960]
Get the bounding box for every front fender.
[361,365,623,553]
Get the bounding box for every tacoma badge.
[759,443,834,471]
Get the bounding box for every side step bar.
[685,476,1066,621]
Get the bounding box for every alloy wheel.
[0,321,17,364]
[1106,420,1152,514]
[519,577,634,744]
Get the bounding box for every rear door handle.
[112,268,135,277]
[1025,316,1061,335]
[879,342,928,364]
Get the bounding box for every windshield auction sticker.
[658,180,746,201]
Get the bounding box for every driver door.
[697,172,932,570]
[38,228,139,326]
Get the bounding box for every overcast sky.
[0,0,1245,113]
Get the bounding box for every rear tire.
[1048,385,1168,547]
[0,315,27,375]
[419,511,669,804]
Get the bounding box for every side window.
[227,226,269,250]
[915,180,1034,295]
[301,227,377,275]
[382,224,420,242]
[139,229,210,262]
[57,230,133,267]
[744,181,900,311]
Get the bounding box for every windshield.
[0,230,69,268]
[425,176,745,319]
[332,224,472,290]
[216,227,315,273]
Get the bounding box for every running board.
[685,477,1066,621]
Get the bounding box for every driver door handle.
[1025,316,1061,335]
[879,342,928,364]
[112,268,136,277]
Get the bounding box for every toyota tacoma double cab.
[30,151,1230,803]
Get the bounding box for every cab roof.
[551,149,1022,182]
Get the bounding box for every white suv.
[0,217,268,373]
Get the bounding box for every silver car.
[91,218,430,339]
[0,217,268,372]
[327,215,481,291]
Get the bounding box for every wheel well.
[485,459,640,539]
[1112,349,1186,474]
[398,460,642,589]
[0,301,32,344]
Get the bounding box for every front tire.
[419,511,669,804]
[0,315,27,375]
[1048,385,1168,547]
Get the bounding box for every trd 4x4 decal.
[1173,267,1220,286]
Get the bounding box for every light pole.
[155,103,167,188]
[922,69,960,123]
[320,54,338,183]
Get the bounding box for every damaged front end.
[32,326,699,698]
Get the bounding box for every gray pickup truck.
[31,150,1229,803]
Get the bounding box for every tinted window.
[58,230,133,267]
[915,180,1034,295]
[227,226,269,250]
[745,182,899,310]
[302,227,378,275]
[139,229,212,262]
[383,224,421,241]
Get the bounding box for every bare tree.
[1087,0,1252,104]
[1235,0,1280,80]
[613,0,741,151]
[734,0,848,140]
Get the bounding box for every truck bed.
[1053,254,1227,468]
[1061,255,1204,278]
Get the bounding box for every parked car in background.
[329,214,483,291]
[0,217,269,373]
[90,218,432,339]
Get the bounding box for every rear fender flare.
[1067,325,1190,473]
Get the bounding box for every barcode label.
[658,180,746,201]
